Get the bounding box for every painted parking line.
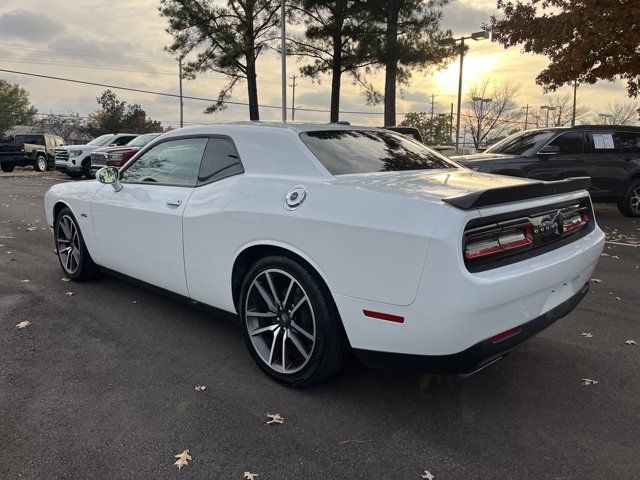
[605,241,639,248]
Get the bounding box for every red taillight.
[363,310,405,323]
[491,327,521,343]
[464,223,533,260]
[562,208,589,233]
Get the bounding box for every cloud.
[0,9,65,42]
[440,1,493,35]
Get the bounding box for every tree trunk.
[330,32,342,123]
[383,0,399,126]
[246,57,260,121]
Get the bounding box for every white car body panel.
[44,123,605,365]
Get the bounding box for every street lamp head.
[471,31,490,41]
[473,97,492,103]
[472,96,482,102]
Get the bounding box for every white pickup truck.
[54,133,138,178]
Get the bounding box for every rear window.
[300,130,454,175]
[14,135,43,145]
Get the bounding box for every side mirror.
[538,144,561,155]
[97,166,123,192]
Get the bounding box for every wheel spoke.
[60,219,71,239]
[65,250,73,270]
[291,320,314,341]
[247,310,277,318]
[281,329,288,372]
[71,249,80,268]
[290,295,308,316]
[268,327,280,365]
[265,272,281,307]
[250,324,279,336]
[254,280,277,312]
[288,330,310,360]
[282,278,295,309]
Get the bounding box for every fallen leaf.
[611,255,620,259]
[4,251,12,254]
[61,277,70,282]
[26,227,37,232]
[20,279,30,283]
[625,340,637,346]
[421,471,435,480]
[244,472,259,480]
[266,412,284,425]
[615,296,621,301]
[600,252,609,257]
[132,300,138,304]
[65,292,74,296]
[16,321,31,329]
[580,332,593,338]
[174,450,192,470]
[590,278,602,283]
[582,378,598,386]
[195,385,206,391]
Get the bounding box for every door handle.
[166,199,182,207]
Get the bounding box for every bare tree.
[30,111,86,142]
[530,95,589,127]
[591,101,639,125]
[464,80,521,149]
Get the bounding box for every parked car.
[55,133,138,179]
[452,126,640,217]
[429,144,474,157]
[383,126,424,143]
[90,133,162,174]
[44,123,604,386]
[0,133,65,172]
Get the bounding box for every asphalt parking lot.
[1,170,639,479]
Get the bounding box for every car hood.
[56,144,95,151]
[450,152,520,163]
[92,146,140,154]
[331,168,535,202]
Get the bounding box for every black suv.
[453,126,640,217]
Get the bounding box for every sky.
[0,0,633,129]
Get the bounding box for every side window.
[55,137,66,146]
[198,138,244,185]
[620,132,640,153]
[112,136,135,146]
[547,131,585,154]
[120,138,208,187]
[589,131,623,152]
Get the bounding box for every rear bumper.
[354,281,589,374]
[1,155,31,166]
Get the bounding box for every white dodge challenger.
[45,123,605,386]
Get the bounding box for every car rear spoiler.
[443,177,591,210]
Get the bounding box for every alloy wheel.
[38,157,47,171]
[244,268,316,374]
[56,215,81,275]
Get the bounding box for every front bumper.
[55,161,82,173]
[354,281,589,374]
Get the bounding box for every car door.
[524,131,589,181]
[584,130,635,199]
[90,136,209,296]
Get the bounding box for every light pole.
[439,30,490,154]
[540,105,557,127]
[472,96,491,149]
[280,0,287,123]
[599,113,612,125]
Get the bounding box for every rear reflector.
[363,310,405,324]
[491,327,521,343]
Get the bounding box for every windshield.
[486,130,555,155]
[300,130,455,175]
[87,134,115,146]
[127,133,160,147]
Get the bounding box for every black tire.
[1,163,14,173]
[82,158,94,179]
[617,179,640,217]
[34,155,47,172]
[54,207,101,281]
[239,255,348,387]
[67,172,82,179]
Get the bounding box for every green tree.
[400,111,452,144]
[86,90,163,136]
[368,0,455,126]
[290,0,378,122]
[160,0,280,120]
[0,79,37,140]
[489,0,640,97]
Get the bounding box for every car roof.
[160,122,381,139]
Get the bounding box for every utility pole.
[571,80,578,127]
[523,104,530,130]
[280,0,287,123]
[289,75,297,122]
[178,58,184,128]
[429,94,436,144]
